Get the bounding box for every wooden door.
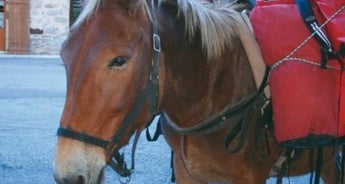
[0,0,5,51]
[7,0,29,54]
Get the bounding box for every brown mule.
[54,0,342,183]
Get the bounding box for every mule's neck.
[157,4,257,127]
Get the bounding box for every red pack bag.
[250,0,345,148]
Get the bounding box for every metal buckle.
[153,34,161,52]
[149,72,159,84]
[106,141,119,155]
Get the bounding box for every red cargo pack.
[250,0,345,148]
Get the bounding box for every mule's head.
[54,0,160,183]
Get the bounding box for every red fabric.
[315,0,345,49]
[250,0,345,145]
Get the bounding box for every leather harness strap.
[161,67,270,153]
[162,67,269,136]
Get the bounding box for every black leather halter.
[56,2,161,177]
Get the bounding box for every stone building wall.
[29,0,69,55]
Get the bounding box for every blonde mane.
[72,0,244,60]
[162,0,243,60]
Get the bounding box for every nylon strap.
[295,0,332,49]
[57,128,109,148]
[295,0,337,68]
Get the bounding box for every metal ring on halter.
[153,34,161,52]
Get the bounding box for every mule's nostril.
[77,175,85,184]
[54,175,86,184]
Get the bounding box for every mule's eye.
[108,57,128,68]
